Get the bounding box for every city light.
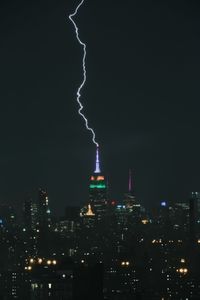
[121,261,130,267]
[27,257,58,266]
[90,184,106,189]
[141,219,148,225]
[117,205,126,209]
[152,239,163,244]
[176,268,188,275]
[97,176,104,181]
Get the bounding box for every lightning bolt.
[69,0,99,148]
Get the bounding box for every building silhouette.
[189,192,200,242]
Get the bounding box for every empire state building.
[89,147,108,219]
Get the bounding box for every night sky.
[1,0,200,215]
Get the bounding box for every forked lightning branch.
[69,0,99,148]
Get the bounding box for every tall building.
[38,188,51,230]
[36,188,52,255]
[189,192,200,241]
[89,147,108,219]
[123,170,142,215]
[123,169,137,209]
[23,197,37,231]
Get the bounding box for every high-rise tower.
[123,169,137,209]
[189,192,200,242]
[38,188,51,230]
[123,170,144,220]
[23,197,37,231]
[37,188,51,255]
[89,147,108,219]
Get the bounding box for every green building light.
[90,184,106,189]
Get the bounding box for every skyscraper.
[89,147,108,219]
[123,169,136,209]
[36,188,52,255]
[123,170,141,213]
[37,188,51,231]
[189,192,200,242]
[23,197,37,231]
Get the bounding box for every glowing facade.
[85,204,95,216]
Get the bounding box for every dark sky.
[1,0,200,215]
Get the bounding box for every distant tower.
[23,197,37,231]
[124,169,137,209]
[89,147,108,219]
[38,188,51,230]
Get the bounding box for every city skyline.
[1,0,200,214]
[1,1,200,298]
[1,179,200,299]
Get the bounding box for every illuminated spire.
[128,169,133,192]
[94,146,101,173]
